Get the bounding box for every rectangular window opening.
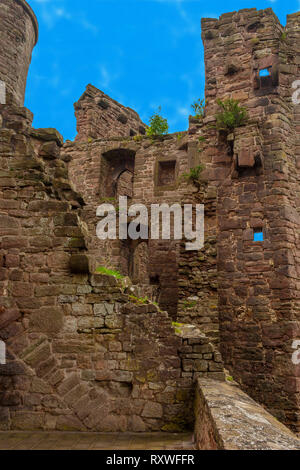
[157,160,176,186]
[259,68,271,77]
[253,229,264,242]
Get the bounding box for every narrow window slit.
[253,228,264,242]
[259,68,271,77]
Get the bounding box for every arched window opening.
[100,148,135,200]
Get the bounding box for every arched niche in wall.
[130,241,150,285]
[132,241,149,284]
[100,148,135,200]
[116,169,133,199]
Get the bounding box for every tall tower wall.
[0,0,38,106]
[201,8,300,432]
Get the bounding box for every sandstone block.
[142,402,163,418]
[29,307,64,335]
[11,412,44,430]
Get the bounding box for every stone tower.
[0,0,38,106]
[201,8,300,433]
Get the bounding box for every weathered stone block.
[237,147,255,167]
[90,274,118,287]
[72,303,92,316]
[142,402,163,418]
[23,341,51,368]
[57,374,80,396]
[39,141,60,159]
[29,307,64,335]
[195,360,208,372]
[56,415,86,431]
[31,128,63,146]
[78,316,104,329]
[105,314,123,329]
[11,412,44,430]
[0,308,21,329]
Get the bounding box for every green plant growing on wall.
[172,321,184,334]
[182,164,205,188]
[129,294,149,305]
[191,99,205,119]
[133,135,143,142]
[215,98,248,132]
[183,300,198,310]
[96,266,125,280]
[146,107,169,136]
[251,37,260,46]
[99,197,116,204]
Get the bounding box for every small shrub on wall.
[215,98,248,132]
[146,107,169,136]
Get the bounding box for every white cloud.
[99,65,111,89]
[80,18,99,35]
[31,0,99,35]
[97,65,121,91]
[177,106,190,116]
[54,8,71,20]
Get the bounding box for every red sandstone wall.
[0,0,38,106]
[0,105,224,432]
[200,8,300,433]
[0,0,298,436]
[65,129,219,328]
[74,85,146,142]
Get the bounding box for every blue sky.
[25,0,299,141]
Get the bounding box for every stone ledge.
[195,378,300,450]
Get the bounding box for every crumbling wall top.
[201,7,283,32]
[74,84,146,142]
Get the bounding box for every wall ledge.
[195,378,300,450]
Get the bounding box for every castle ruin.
[0,0,300,449]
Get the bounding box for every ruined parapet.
[0,0,38,106]
[201,7,283,121]
[74,84,146,141]
[195,379,300,450]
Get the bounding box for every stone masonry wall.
[1,0,300,437]
[0,104,224,432]
[0,0,38,106]
[74,85,146,142]
[199,8,300,433]
[177,145,218,343]
[65,128,219,328]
